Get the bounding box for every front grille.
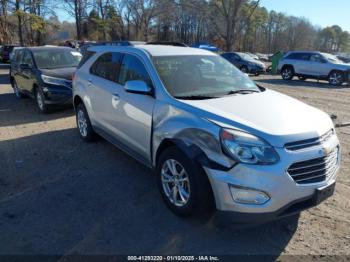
[285,129,334,151]
[287,148,339,184]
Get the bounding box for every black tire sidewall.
[156,147,213,217]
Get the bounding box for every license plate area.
[314,182,336,205]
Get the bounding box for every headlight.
[220,129,279,164]
[41,75,71,87]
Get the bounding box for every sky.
[261,0,350,32]
[56,0,350,32]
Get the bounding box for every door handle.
[112,94,120,108]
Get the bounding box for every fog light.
[229,185,270,205]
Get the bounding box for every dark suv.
[10,46,82,113]
[221,52,266,75]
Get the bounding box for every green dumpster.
[271,51,284,74]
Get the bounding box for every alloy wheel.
[161,159,191,207]
[329,72,343,86]
[36,90,44,110]
[77,109,88,137]
[282,68,292,79]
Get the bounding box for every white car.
[73,44,340,222]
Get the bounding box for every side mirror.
[124,80,152,95]
[20,63,31,70]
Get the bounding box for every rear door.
[292,52,311,75]
[11,49,24,86]
[88,52,123,133]
[19,50,35,92]
[307,54,330,77]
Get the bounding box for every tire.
[76,103,96,142]
[156,147,214,217]
[240,66,248,74]
[328,70,344,86]
[298,76,307,81]
[12,79,24,99]
[281,66,294,80]
[35,87,49,113]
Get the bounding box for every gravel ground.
[0,67,349,258]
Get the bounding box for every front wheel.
[328,71,344,86]
[157,147,214,217]
[35,87,49,113]
[240,66,248,74]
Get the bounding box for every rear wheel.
[281,66,294,80]
[35,87,49,113]
[12,80,24,99]
[76,103,96,142]
[328,71,344,86]
[157,147,214,217]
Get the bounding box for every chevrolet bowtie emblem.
[322,147,332,156]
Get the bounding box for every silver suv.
[278,51,350,86]
[73,45,340,222]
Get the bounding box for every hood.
[179,89,333,147]
[40,67,76,80]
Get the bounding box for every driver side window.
[22,51,34,67]
[118,54,152,86]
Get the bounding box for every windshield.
[153,55,260,99]
[322,53,343,63]
[33,49,82,69]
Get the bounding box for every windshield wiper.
[174,95,219,100]
[225,89,260,95]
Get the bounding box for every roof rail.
[146,41,188,47]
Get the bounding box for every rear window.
[286,52,310,60]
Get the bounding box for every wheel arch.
[73,95,83,109]
[281,64,294,71]
[155,137,230,172]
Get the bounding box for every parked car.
[245,52,259,61]
[10,46,82,113]
[255,53,270,62]
[1,45,19,63]
[336,55,350,64]
[278,51,350,86]
[73,45,340,222]
[221,52,266,75]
